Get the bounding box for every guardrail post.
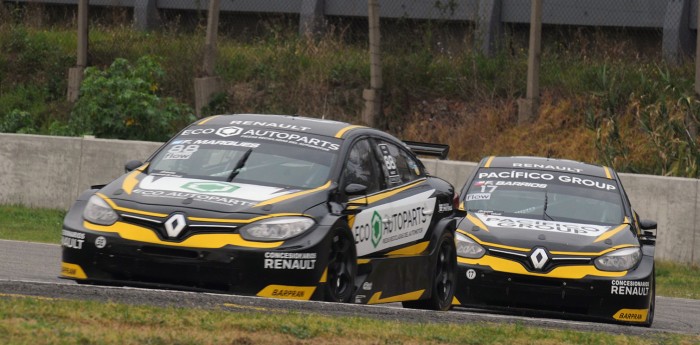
[299,0,325,37]
[517,0,542,124]
[134,0,160,31]
[663,0,693,64]
[67,0,88,102]
[363,0,382,127]
[477,0,503,56]
[194,0,222,117]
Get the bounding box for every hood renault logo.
[164,214,187,238]
[530,247,549,270]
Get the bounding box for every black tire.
[402,231,457,311]
[643,266,656,327]
[324,226,357,303]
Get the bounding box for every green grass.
[1,205,699,301]
[0,295,697,345]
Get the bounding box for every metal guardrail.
[2,0,698,60]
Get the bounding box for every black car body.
[61,114,458,309]
[452,156,657,326]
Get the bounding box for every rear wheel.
[402,231,457,311]
[324,226,357,303]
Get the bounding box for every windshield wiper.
[227,148,253,182]
[542,191,554,221]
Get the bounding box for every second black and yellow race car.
[452,156,657,326]
[60,114,459,310]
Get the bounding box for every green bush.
[0,109,35,133]
[68,56,194,141]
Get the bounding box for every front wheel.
[324,226,357,303]
[402,231,457,311]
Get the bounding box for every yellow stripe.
[357,259,371,264]
[188,213,309,224]
[97,193,168,218]
[603,166,612,179]
[458,255,627,279]
[484,156,496,168]
[256,285,316,301]
[458,201,465,211]
[197,115,219,125]
[60,262,87,279]
[612,308,648,323]
[367,290,425,304]
[83,221,282,249]
[334,125,365,138]
[349,179,426,208]
[386,241,429,256]
[460,231,636,256]
[255,181,332,207]
[451,296,461,305]
[121,169,142,195]
[319,268,328,283]
[594,224,628,243]
[466,213,489,232]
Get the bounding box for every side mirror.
[125,160,144,173]
[345,183,368,196]
[639,219,657,231]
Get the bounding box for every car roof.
[479,156,614,179]
[192,114,367,139]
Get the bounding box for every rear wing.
[403,141,450,160]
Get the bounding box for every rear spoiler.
[403,141,450,160]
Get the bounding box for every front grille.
[120,213,239,240]
[487,247,592,273]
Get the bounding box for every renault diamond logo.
[164,214,187,238]
[530,247,549,270]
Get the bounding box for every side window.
[341,139,381,194]
[376,140,423,187]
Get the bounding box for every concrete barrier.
[0,133,698,264]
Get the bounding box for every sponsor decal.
[611,280,650,296]
[362,282,373,290]
[466,193,491,201]
[512,163,583,173]
[133,189,256,207]
[216,126,244,137]
[228,120,311,131]
[477,215,610,236]
[477,171,616,191]
[95,236,107,249]
[181,181,240,193]
[238,129,340,151]
[476,180,547,189]
[263,252,317,270]
[163,144,199,160]
[355,294,366,303]
[61,262,87,279]
[466,269,476,280]
[613,308,648,322]
[272,289,307,298]
[61,229,85,250]
[352,190,436,256]
[257,285,316,300]
[438,203,453,212]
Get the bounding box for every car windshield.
[464,168,624,225]
[148,134,340,189]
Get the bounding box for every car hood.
[98,170,330,216]
[457,212,636,253]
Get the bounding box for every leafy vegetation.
[0,6,698,177]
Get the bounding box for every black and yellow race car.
[452,156,657,326]
[60,114,459,310]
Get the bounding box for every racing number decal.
[164,144,199,160]
[378,144,399,177]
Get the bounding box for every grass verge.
[0,295,698,345]
[1,205,699,300]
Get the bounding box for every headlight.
[455,232,486,258]
[239,217,315,242]
[594,247,642,271]
[83,195,118,225]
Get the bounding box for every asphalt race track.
[0,239,698,336]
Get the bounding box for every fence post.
[363,0,382,127]
[299,0,325,38]
[133,0,160,31]
[67,0,88,102]
[194,0,223,117]
[517,0,542,124]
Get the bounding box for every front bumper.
[60,220,332,301]
[453,254,654,324]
